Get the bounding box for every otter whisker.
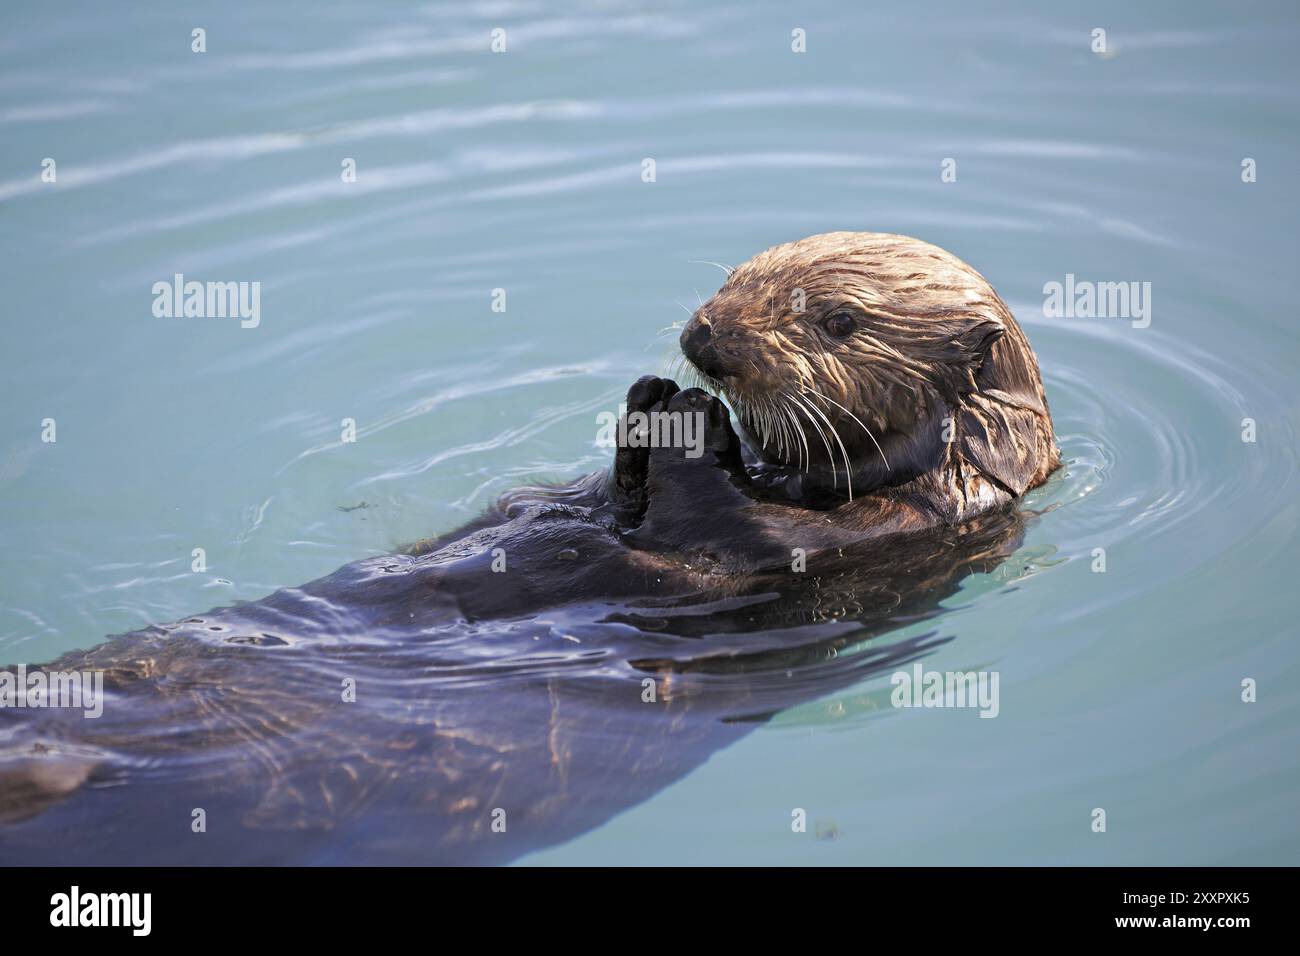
[776,399,797,464]
[779,394,811,471]
[762,400,784,459]
[765,400,786,461]
[659,317,690,339]
[736,399,755,440]
[762,405,776,456]
[760,401,777,459]
[802,385,891,471]
[782,402,803,469]
[764,398,786,461]
[746,399,766,452]
[789,392,840,491]
[794,392,856,500]
[689,259,735,278]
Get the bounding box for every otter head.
[679,231,1058,500]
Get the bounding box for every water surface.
[1,0,1297,864]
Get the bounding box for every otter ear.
[958,320,1004,373]
[936,319,1003,398]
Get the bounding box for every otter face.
[678,231,1030,492]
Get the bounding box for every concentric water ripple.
[2,0,1296,865]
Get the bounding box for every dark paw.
[654,388,742,467]
[603,375,680,520]
[629,389,756,555]
[626,373,679,414]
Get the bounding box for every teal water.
[1,0,1297,864]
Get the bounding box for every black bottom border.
[2,865,1283,939]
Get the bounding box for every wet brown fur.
[676,231,1060,527]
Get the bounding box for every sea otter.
[467,229,1060,571]
[0,232,1059,864]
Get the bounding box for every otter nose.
[680,315,726,379]
[680,314,711,352]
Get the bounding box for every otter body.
[490,231,1060,568]
[0,233,1058,864]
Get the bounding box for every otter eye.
[824,311,855,338]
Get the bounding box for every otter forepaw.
[653,388,743,469]
[602,374,680,522]
[628,388,759,554]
